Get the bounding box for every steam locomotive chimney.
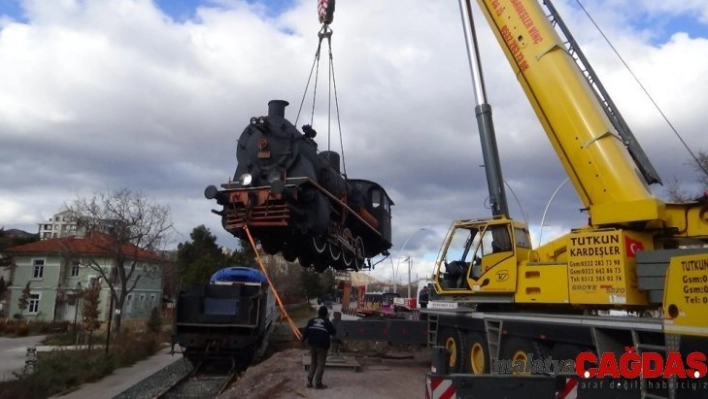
[268,100,289,118]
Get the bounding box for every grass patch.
[0,320,69,337]
[41,332,79,346]
[0,332,163,399]
[284,302,316,323]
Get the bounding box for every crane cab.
[432,217,532,296]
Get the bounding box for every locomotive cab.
[348,179,394,253]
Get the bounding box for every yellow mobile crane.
[422,0,708,398]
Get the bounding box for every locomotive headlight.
[239,173,253,186]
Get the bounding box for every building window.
[33,259,45,279]
[139,294,145,302]
[28,293,40,313]
[70,260,80,277]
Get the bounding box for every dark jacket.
[302,316,337,350]
[419,288,430,304]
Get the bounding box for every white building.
[38,210,79,240]
[38,210,117,241]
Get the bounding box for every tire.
[464,332,490,374]
[438,328,466,373]
[499,337,546,375]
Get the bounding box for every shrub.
[146,307,162,334]
[0,333,161,399]
[16,324,29,337]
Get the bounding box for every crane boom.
[476,0,663,226]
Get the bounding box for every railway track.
[153,363,238,399]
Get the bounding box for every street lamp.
[393,227,428,292]
[538,177,569,247]
[73,282,82,344]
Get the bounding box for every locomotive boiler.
[205,100,393,272]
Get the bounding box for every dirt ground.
[218,344,431,399]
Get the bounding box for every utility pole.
[407,257,412,298]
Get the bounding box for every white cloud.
[1,0,706,282]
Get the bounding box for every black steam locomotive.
[205,100,393,272]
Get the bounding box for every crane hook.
[318,0,335,25]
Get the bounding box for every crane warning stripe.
[426,377,457,399]
[556,378,578,399]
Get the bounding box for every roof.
[5,232,162,262]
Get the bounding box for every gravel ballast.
[112,359,192,399]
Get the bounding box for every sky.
[1,0,707,285]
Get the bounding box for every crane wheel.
[499,337,547,376]
[438,328,465,373]
[465,332,490,374]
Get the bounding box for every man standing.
[418,285,430,308]
[301,305,337,389]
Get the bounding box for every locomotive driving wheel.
[260,238,281,255]
[353,236,365,271]
[298,249,314,268]
[340,228,354,268]
[328,241,341,262]
[282,242,298,262]
[312,236,328,254]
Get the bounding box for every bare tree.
[64,188,173,335]
[260,255,302,303]
[665,149,708,202]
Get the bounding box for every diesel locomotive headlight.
[239,173,253,186]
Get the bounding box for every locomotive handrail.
[305,178,382,237]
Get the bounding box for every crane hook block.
[318,0,335,25]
